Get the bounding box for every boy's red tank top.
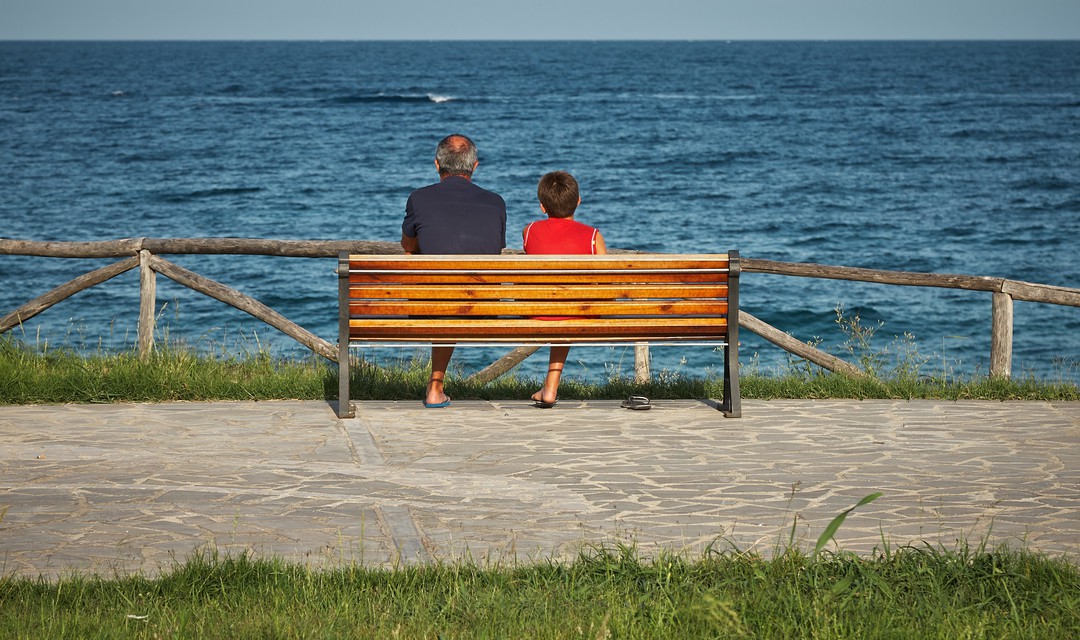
[523,218,599,254]
[523,217,600,320]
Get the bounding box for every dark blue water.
[2,41,1079,382]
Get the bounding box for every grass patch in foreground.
[1,543,1078,639]
[1,335,1078,405]
[739,368,1080,401]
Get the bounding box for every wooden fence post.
[138,250,156,358]
[634,344,651,383]
[990,291,1013,378]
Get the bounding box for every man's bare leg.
[426,346,454,406]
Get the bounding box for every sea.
[2,40,1079,383]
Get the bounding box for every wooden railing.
[3,237,1078,380]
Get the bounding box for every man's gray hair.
[436,134,478,177]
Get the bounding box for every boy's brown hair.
[537,171,579,218]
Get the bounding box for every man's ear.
[434,159,441,172]
[539,203,548,214]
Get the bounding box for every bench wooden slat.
[347,300,728,316]
[348,255,732,271]
[349,272,730,285]
[348,284,729,301]
[349,317,728,341]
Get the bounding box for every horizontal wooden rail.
[1001,280,1080,307]
[0,237,402,259]
[0,238,639,259]
[741,257,1002,291]
[741,257,1080,308]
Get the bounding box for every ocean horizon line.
[4,38,1078,44]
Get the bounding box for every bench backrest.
[339,253,739,346]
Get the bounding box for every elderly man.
[401,134,506,407]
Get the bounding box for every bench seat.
[337,253,740,417]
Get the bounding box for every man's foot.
[425,378,450,408]
[423,396,451,409]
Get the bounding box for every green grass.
[1,334,1078,405]
[0,336,328,404]
[1,541,1077,639]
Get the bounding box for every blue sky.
[3,0,1079,40]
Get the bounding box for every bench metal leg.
[721,340,741,418]
[337,347,355,419]
[337,252,355,419]
[719,252,741,417]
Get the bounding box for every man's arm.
[401,233,420,255]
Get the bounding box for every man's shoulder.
[470,182,506,206]
[414,177,505,206]
[450,176,502,194]
[408,181,444,198]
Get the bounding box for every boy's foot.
[531,390,558,408]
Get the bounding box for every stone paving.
[1,398,1078,578]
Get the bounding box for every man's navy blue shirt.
[402,176,506,255]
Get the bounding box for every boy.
[522,171,607,408]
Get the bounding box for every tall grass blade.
[813,492,883,557]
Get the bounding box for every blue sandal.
[424,396,451,408]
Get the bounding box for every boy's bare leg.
[427,346,454,405]
[532,346,569,405]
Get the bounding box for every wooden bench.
[337,252,740,419]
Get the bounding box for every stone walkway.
[1,399,1078,578]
